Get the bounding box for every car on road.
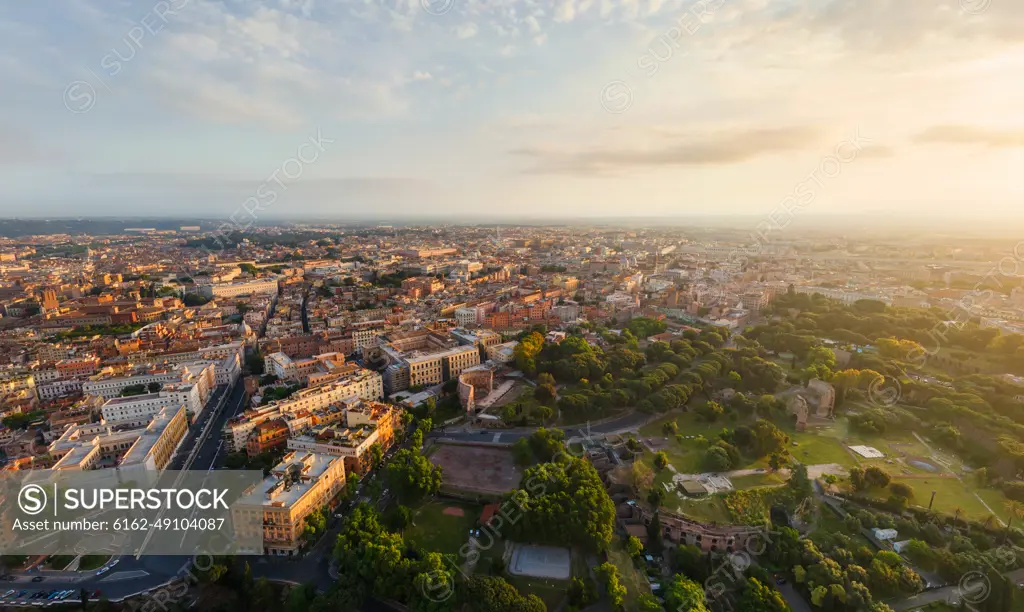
[775,577,787,585]
[30,576,44,582]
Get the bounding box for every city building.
[199,279,279,299]
[49,404,188,472]
[232,451,347,556]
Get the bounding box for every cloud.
[512,126,821,175]
[455,22,478,39]
[554,0,577,23]
[912,125,1024,148]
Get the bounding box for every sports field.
[430,444,521,493]
[404,500,480,556]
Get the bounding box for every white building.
[37,378,84,400]
[200,279,279,299]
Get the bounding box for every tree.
[665,574,711,612]
[513,437,534,466]
[703,446,733,472]
[864,466,892,489]
[568,576,598,608]
[671,545,709,583]
[654,451,669,471]
[810,585,829,607]
[739,578,789,612]
[904,539,936,569]
[849,466,865,491]
[202,563,228,584]
[663,420,679,435]
[506,458,616,553]
[465,576,545,612]
[534,383,556,402]
[631,460,654,491]
[596,562,627,611]
[889,482,914,500]
[647,511,664,555]
[626,535,644,558]
[369,443,384,470]
[527,428,566,462]
[648,487,666,509]
[387,449,443,503]
[788,463,813,500]
[637,593,663,611]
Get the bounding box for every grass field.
[404,500,481,556]
[848,476,1000,522]
[607,538,652,610]
[505,574,569,608]
[786,428,856,466]
[730,473,785,489]
[640,412,854,472]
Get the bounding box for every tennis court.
[508,544,571,580]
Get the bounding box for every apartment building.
[82,361,215,401]
[223,368,383,451]
[232,451,347,556]
[284,400,399,475]
[407,345,480,387]
[55,356,101,378]
[246,418,291,456]
[49,404,188,472]
[99,374,209,421]
[264,352,347,385]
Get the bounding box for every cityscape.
[1,222,1023,612]
[3,0,1024,611]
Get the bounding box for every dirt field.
[430,444,521,494]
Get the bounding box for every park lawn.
[673,496,733,524]
[607,538,651,610]
[404,500,481,556]
[645,444,703,474]
[638,412,723,439]
[730,473,786,490]
[852,477,995,522]
[506,574,569,609]
[974,487,1014,524]
[786,429,857,467]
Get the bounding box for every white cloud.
[456,22,479,39]
[554,0,576,23]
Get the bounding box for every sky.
[1,0,1023,221]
